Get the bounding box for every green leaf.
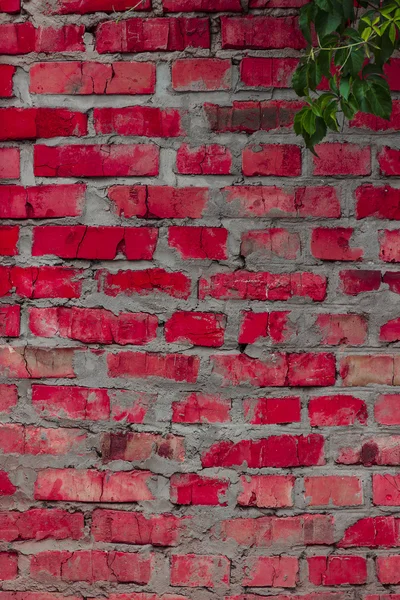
[317,49,332,77]
[390,22,397,42]
[340,76,351,100]
[315,9,343,37]
[299,3,314,44]
[303,109,317,135]
[292,64,308,96]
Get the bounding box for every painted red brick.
[172,393,231,423]
[96,268,191,299]
[308,556,367,585]
[171,554,230,587]
[305,476,363,506]
[237,475,295,507]
[164,0,241,10]
[0,385,18,413]
[96,18,210,53]
[0,23,85,54]
[378,147,400,175]
[375,395,400,425]
[32,226,158,260]
[0,471,16,496]
[241,556,298,587]
[0,226,19,256]
[0,266,82,298]
[49,0,150,13]
[176,144,232,174]
[0,553,18,580]
[94,107,185,137]
[202,434,325,468]
[165,312,225,347]
[170,473,229,506]
[221,16,306,50]
[309,395,368,427]
[311,228,363,261]
[0,107,87,140]
[108,186,209,219]
[205,100,302,133]
[380,230,400,262]
[243,396,301,424]
[0,65,15,97]
[107,351,200,382]
[376,556,400,584]
[168,226,228,259]
[0,148,20,179]
[241,229,301,261]
[102,431,184,462]
[313,144,371,176]
[315,314,368,345]
[356,185,400,219]
[340,355,398,386]
[242,144,301,177]
[29,307,158,345]
[338,516,400,547]
[0,184,85,218]
[34,144,159,177]
[339,270,381,295]
[30,62,156,95]
[0,347,76,378]
[0,306,20,337]
[172,59,231,91]
[0,509,84,541]
[240,57,298,88]
[34,469,154,502]
[373,475,400,506]
[351,101,400,131]
[0,0,20,12]
[337,437,400,466]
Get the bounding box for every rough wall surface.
[1,0,400,599]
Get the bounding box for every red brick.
[287,353,336,386]
[305,476,363,506]
[356,185,400,220]
[165,312,225,347]
[0,509,83,541]
[221,16,305,50]
[237,475,294,507]
[340,355,395,386]
[380,230,400,262]
[337,437,400,466]
[241,229,301,261]
[49,0,150,13]
[0,65,15,97]
[172,59,231,91]
[96,18,210,53]
[110,391,156,423]
[377,556,400,584]
[29,307,157,346]
[375,395,400,425]
[0,471,16,496]
[0,347,75,379]
[241,556,298,587]
[102,431,184,462]
[313,144,371,176]
[309,395,367,427]
[92,509,186,545]
[0,148,20,179]
[383,271,400,294]
[30,62,155,95]
[202,434,325,468]
[0,266,82,298]
[170,473,229,506]
[211,353,287,387]
[108,185,208,219]
[94,107,184,137]
[0,385,18,413]
[308,556,367,585]
[34,469,154,502]
[200,272,327,301]
[243,396,300,424]
[385,59,400,90]
[296,186,341,217]
[176,144,232,174]
[381,317,400,342]
[0,0,20,12]
[240,311,293,344]
[0,184,85,218]
[351,101,400,131]
[168,226,228,259]
[30,550,153,583]
[0,108,87,140]
[0,424,24,453]
[0,23,85,54]
[25,426,87,455]
[242,144,301,177]
[339,270,381,295]
[96,268,191,299]
[172,393,231,423]
[164,0,241,9]
[0,226,18,256]
[379,147,400,175]
[311,228,363,261]
[240,57,298,88]
[373,475,400,506]
[33,226,157,260]
[171,554,230,588]
[205,100,302,133]
[34,144,159,177]
[315,314,367,345]
[338,516,400,548]
[218,514,333,547]
[0,553,17,580]
[108,351,199,382]
[250,0,307,5]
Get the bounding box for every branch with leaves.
[293,0,400,153]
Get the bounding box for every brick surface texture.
[0,0,399,598]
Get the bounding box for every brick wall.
[1,0,400,598]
